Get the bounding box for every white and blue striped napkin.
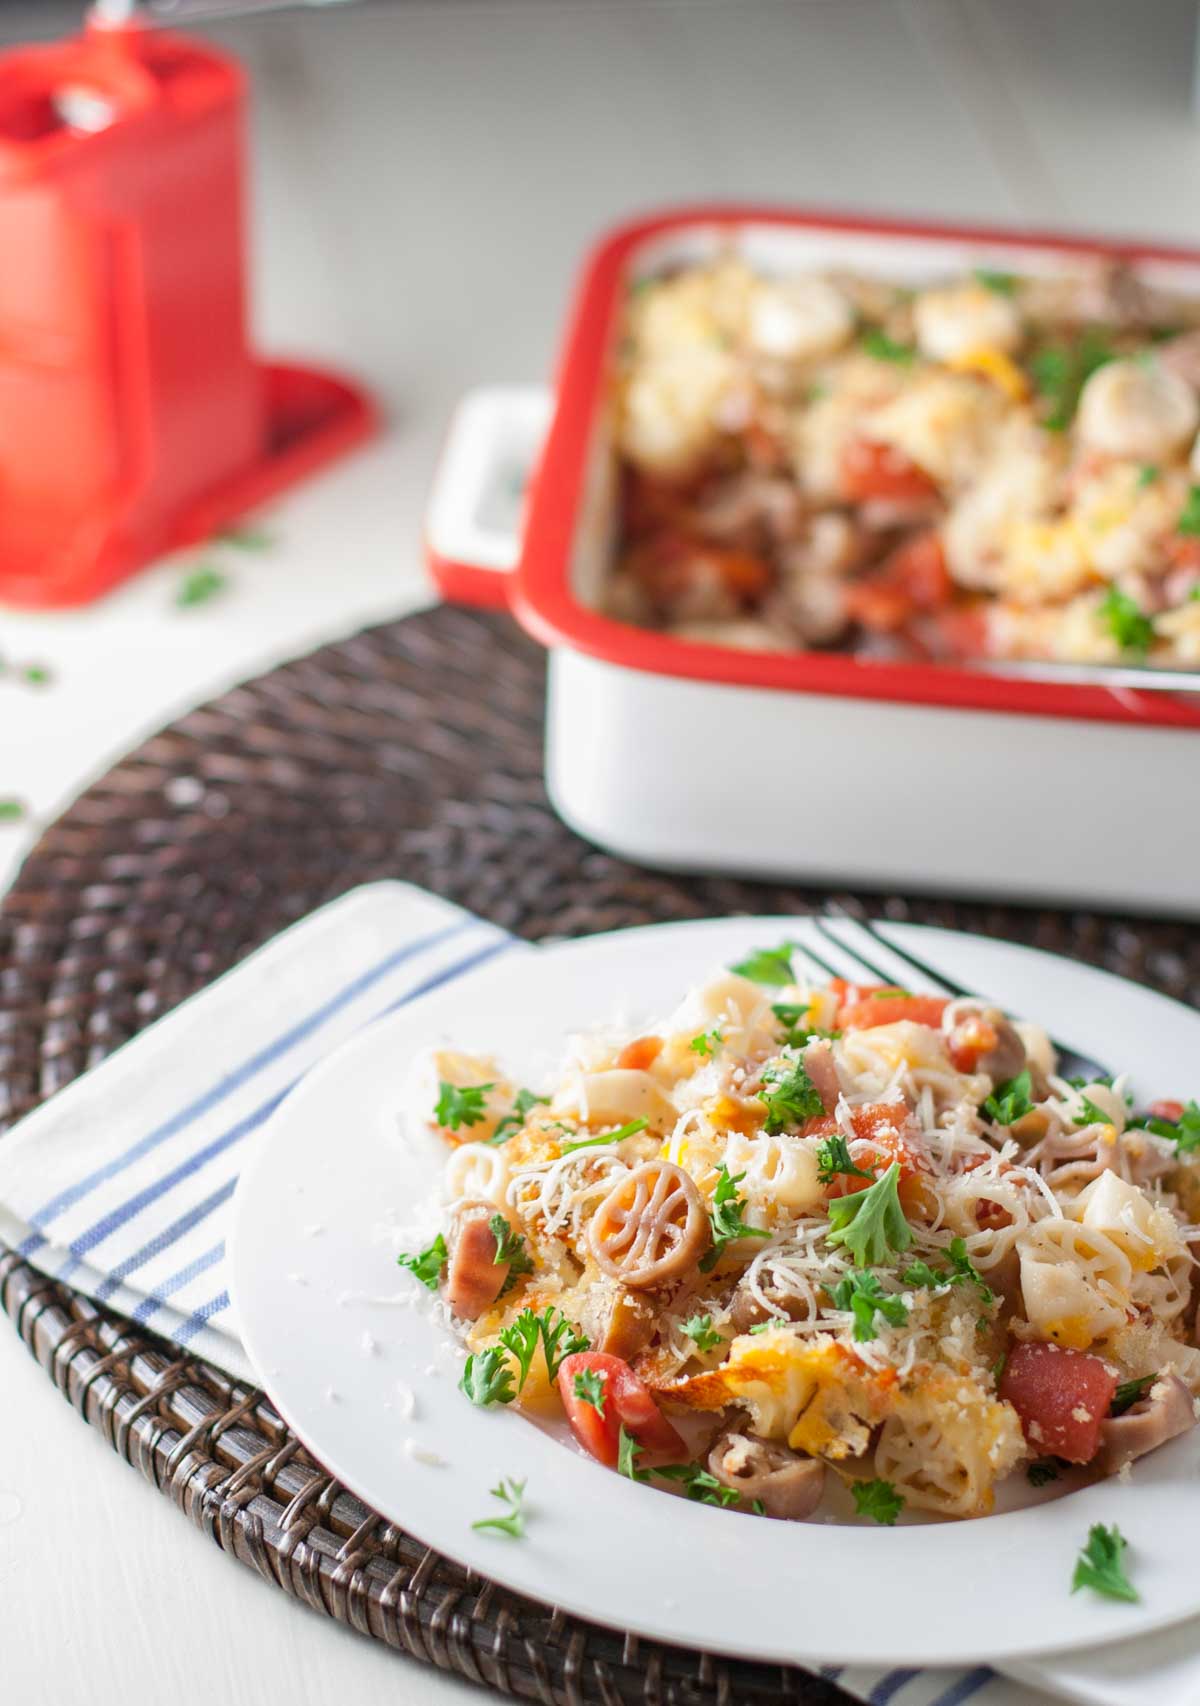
[0,878,1176,1706]
[0,882,519,1381]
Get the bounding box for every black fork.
[791,907,1110,1086]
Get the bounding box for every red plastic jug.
[0,16,376,606]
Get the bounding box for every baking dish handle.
[425,385,552,608]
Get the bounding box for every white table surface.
[3,1,1200,1701]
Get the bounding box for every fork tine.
[819,908,1109,1081]
[787,932,846,984]
[820,908,970,998]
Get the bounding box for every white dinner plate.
[230,917,1200,1668]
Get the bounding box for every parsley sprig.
[560,1117,648,1155]
[618,1425,648,1481]
[459,1347,516,1407]
[572,1368,607,1416]
[1110,1373,1157,1417]
[489,1214,534,1295]
[471,1477,527,1538]
[1027,1459,1060,1488]
[1133,1099,1200,1154]
[852,1479,905,1525]
[730,943,796,986]
[831,1269,909,1342]
[815,1134,875,1186]
[1072,1523,1138,1603]
[772,1003,839,1049]
[982,1070,1034,1126]
[862,328,916,365]
[654,1462,741,1507]
[758,1056,824,1134]
[699,1164,770,1272]
[826,1161,912,1267]
[689,1029,723,1058]
[1178,484,1200,536]
[499,1305,590,1388]
[1030,331,1113,432]
[397,1232,447,1291]
[434,1079,493,1132]
[490,1087,550,1144]
[681,1313,723,1354]
[1098,585,1154,655]
[902,1236,994,1304]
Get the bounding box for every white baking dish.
[426,205,1200,915]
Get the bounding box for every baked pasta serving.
[608,254,1200,669]
[398,946,1200,1525]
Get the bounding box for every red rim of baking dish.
[511,202,1200,731]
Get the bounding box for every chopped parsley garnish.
[689,1029,723,1058]
[1027,1459,1059,1487]
[498,1305,590,1388]
[572,1368,607,1416]
[992,1351,1007,1384]
[974,268,1018,295]
[1178,484,1200,536]
[175,564,228,607]
[831,1269,909,1342]
[826,1161,913,1267]
[471,1476,526,1538]
[815,1134,875,1186]
[396,1233,447,1291]
[1030,331,1113,431]
[758,1056,824,1134]
[982,1069,1034,1126]
[1098,585,1154,655]
[681,1313,723,1354]
[852,1479,905,1525]
[560,1116,648,1155]
[1072,1091,1113,1129]
[902,1236,994,1304]
[654,1462,741,1506]
[434,1079,494,1132]
[730,942,796,986]
[1111,1373,1157,1417]
[489,1214,534,1295]
[862,328,916,365]
[748,1321,773,1334]
[699,1163,770,1271]
[618,1425,648,1481]
[490,1087,550,1144]
[1072,1523,1138,1603]
[0,798,27,822]
[459,1347,516,1407]
[1137,464,1160,488]
[772,1003,839,1048]
[1134,1099,1200,1154]
[20,662,52,686]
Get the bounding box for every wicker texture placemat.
[2,604,1197,1704]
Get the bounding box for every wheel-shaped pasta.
[443,1141,509,1209]
[588,1160,709,1288]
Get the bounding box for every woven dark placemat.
[2,603,1198,1705]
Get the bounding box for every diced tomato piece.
[1165,533,1200,573]
[803,1104,928,1199]
[557,1352,686,1470]
[947,1013,1000,1073]
[924,602,992,661]
[843,579,913,633]
[617,1035,663,1071]
[999,1342,1118,1464]
[840,438,940,506]
[845,534,953,633]
[1149,1099,1185,1123]
[838,994,949,1032]
[629,535,773,613]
